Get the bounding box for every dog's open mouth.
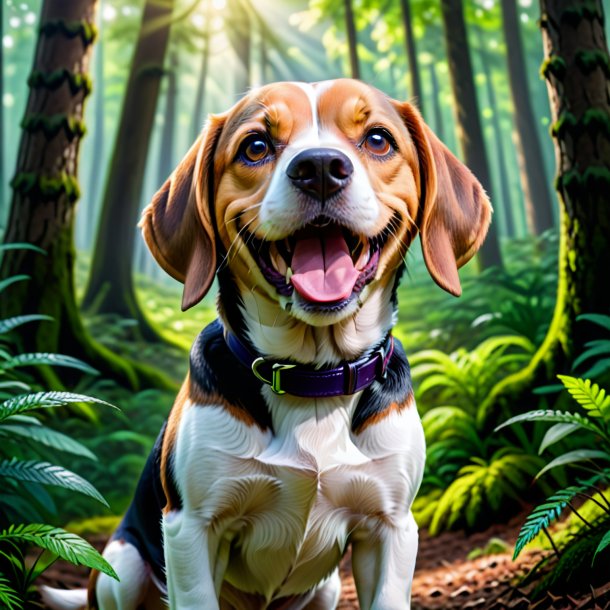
[245,216,389,310]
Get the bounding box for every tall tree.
[157,47,178,185]
[0,0,163,389]
[343,0,360,79]
[81,0,174,338]
[483,0,610,422]
[475,26,516,238]
[82,0,105,249]
[0,1,5,212]
[439,0,503,268]
[399,0,422,105]
[500,0,555,234]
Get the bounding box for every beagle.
[42,79,490,610]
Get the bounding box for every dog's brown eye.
[242,136,270,164]
[363,129,393,157]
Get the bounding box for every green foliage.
[0,253,118,605]
[427,449,543,535]
[573,313,610,379]
[411,335,534,416]
[501,372,610,590]
[0,524,117,579]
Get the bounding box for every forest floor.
[38,514,610,610]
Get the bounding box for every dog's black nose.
[286,148,354,201]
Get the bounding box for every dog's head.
[141,79,491,325]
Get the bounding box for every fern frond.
[0,315,54,335]
[0,575,21,610]
[0,458,107,506]
[0,424,96,460]
[0,391,114,422]
[0,353,99,375]
[593,529,610,564]
[495,409,604,437]
[557,375,610,417]
[0,524,118,580]
[514,486,586,558]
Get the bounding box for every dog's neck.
[217,273,398,367]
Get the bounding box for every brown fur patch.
[353,392,415,434]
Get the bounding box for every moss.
[28,69,93,97]
[65,515,121,536]
[561,0,602,26]
[540,55,567,81]
[575,50,610,77]
[582,108,610,137]
[21,113,87,141]
[557,167,610,201]
[11,171,81,202]
[551,111,578,139]
[39,19,98,46]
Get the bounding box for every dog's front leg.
[163,509,220,610]
[351,512,419,610]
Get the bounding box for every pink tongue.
[290,228,359,303]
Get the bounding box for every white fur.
[162,392,424,609]
[39,586,87,610]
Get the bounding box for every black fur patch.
[351,337,412,432]
[189,319,273,430]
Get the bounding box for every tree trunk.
[0,1,4,217]
[190,6,211,143]
[81,0,173,340]
[482,0,610,425]
[157,48,178,185]
[501,0,556,235]
[428,61,445,142]
[84,0,105,249]
[476,27,516,238]
[0,0,169,390]
[343,0,360,79]
[399,0,422,107]
[439,0,503,268]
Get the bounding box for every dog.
[42,79,491,610]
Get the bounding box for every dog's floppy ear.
[140,114,226,311]
[398,103,492,297]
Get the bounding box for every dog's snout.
[286,148,354,201]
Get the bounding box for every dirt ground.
[39,516,610,609]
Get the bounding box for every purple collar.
[224,330,394,398]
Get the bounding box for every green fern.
[0,353,99,376]
[0,315,54,335]
[0,575,21,610]
[514,486,585,559]
[0,391,114,423]
[0,458,107,506]
[0,524,117,579]
[557,375,610,419]
[593,529,610,564]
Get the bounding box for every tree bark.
[399,0,422,106]
[501,0,556,235]
[0,1,4,216]
[157,48,178,185]
[83,0,105,249]
[0,0,169,390]
[428,61,445,142]
[476,27,516,238]
[439,0,503,268]
[81,0,173,340]
[482,0,610,426]
[343,0,360,79]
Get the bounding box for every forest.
[1,0,610,608]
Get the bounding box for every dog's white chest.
[173,399,424,600]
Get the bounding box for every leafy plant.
[0,245,119,607]
[498,374,610,588]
